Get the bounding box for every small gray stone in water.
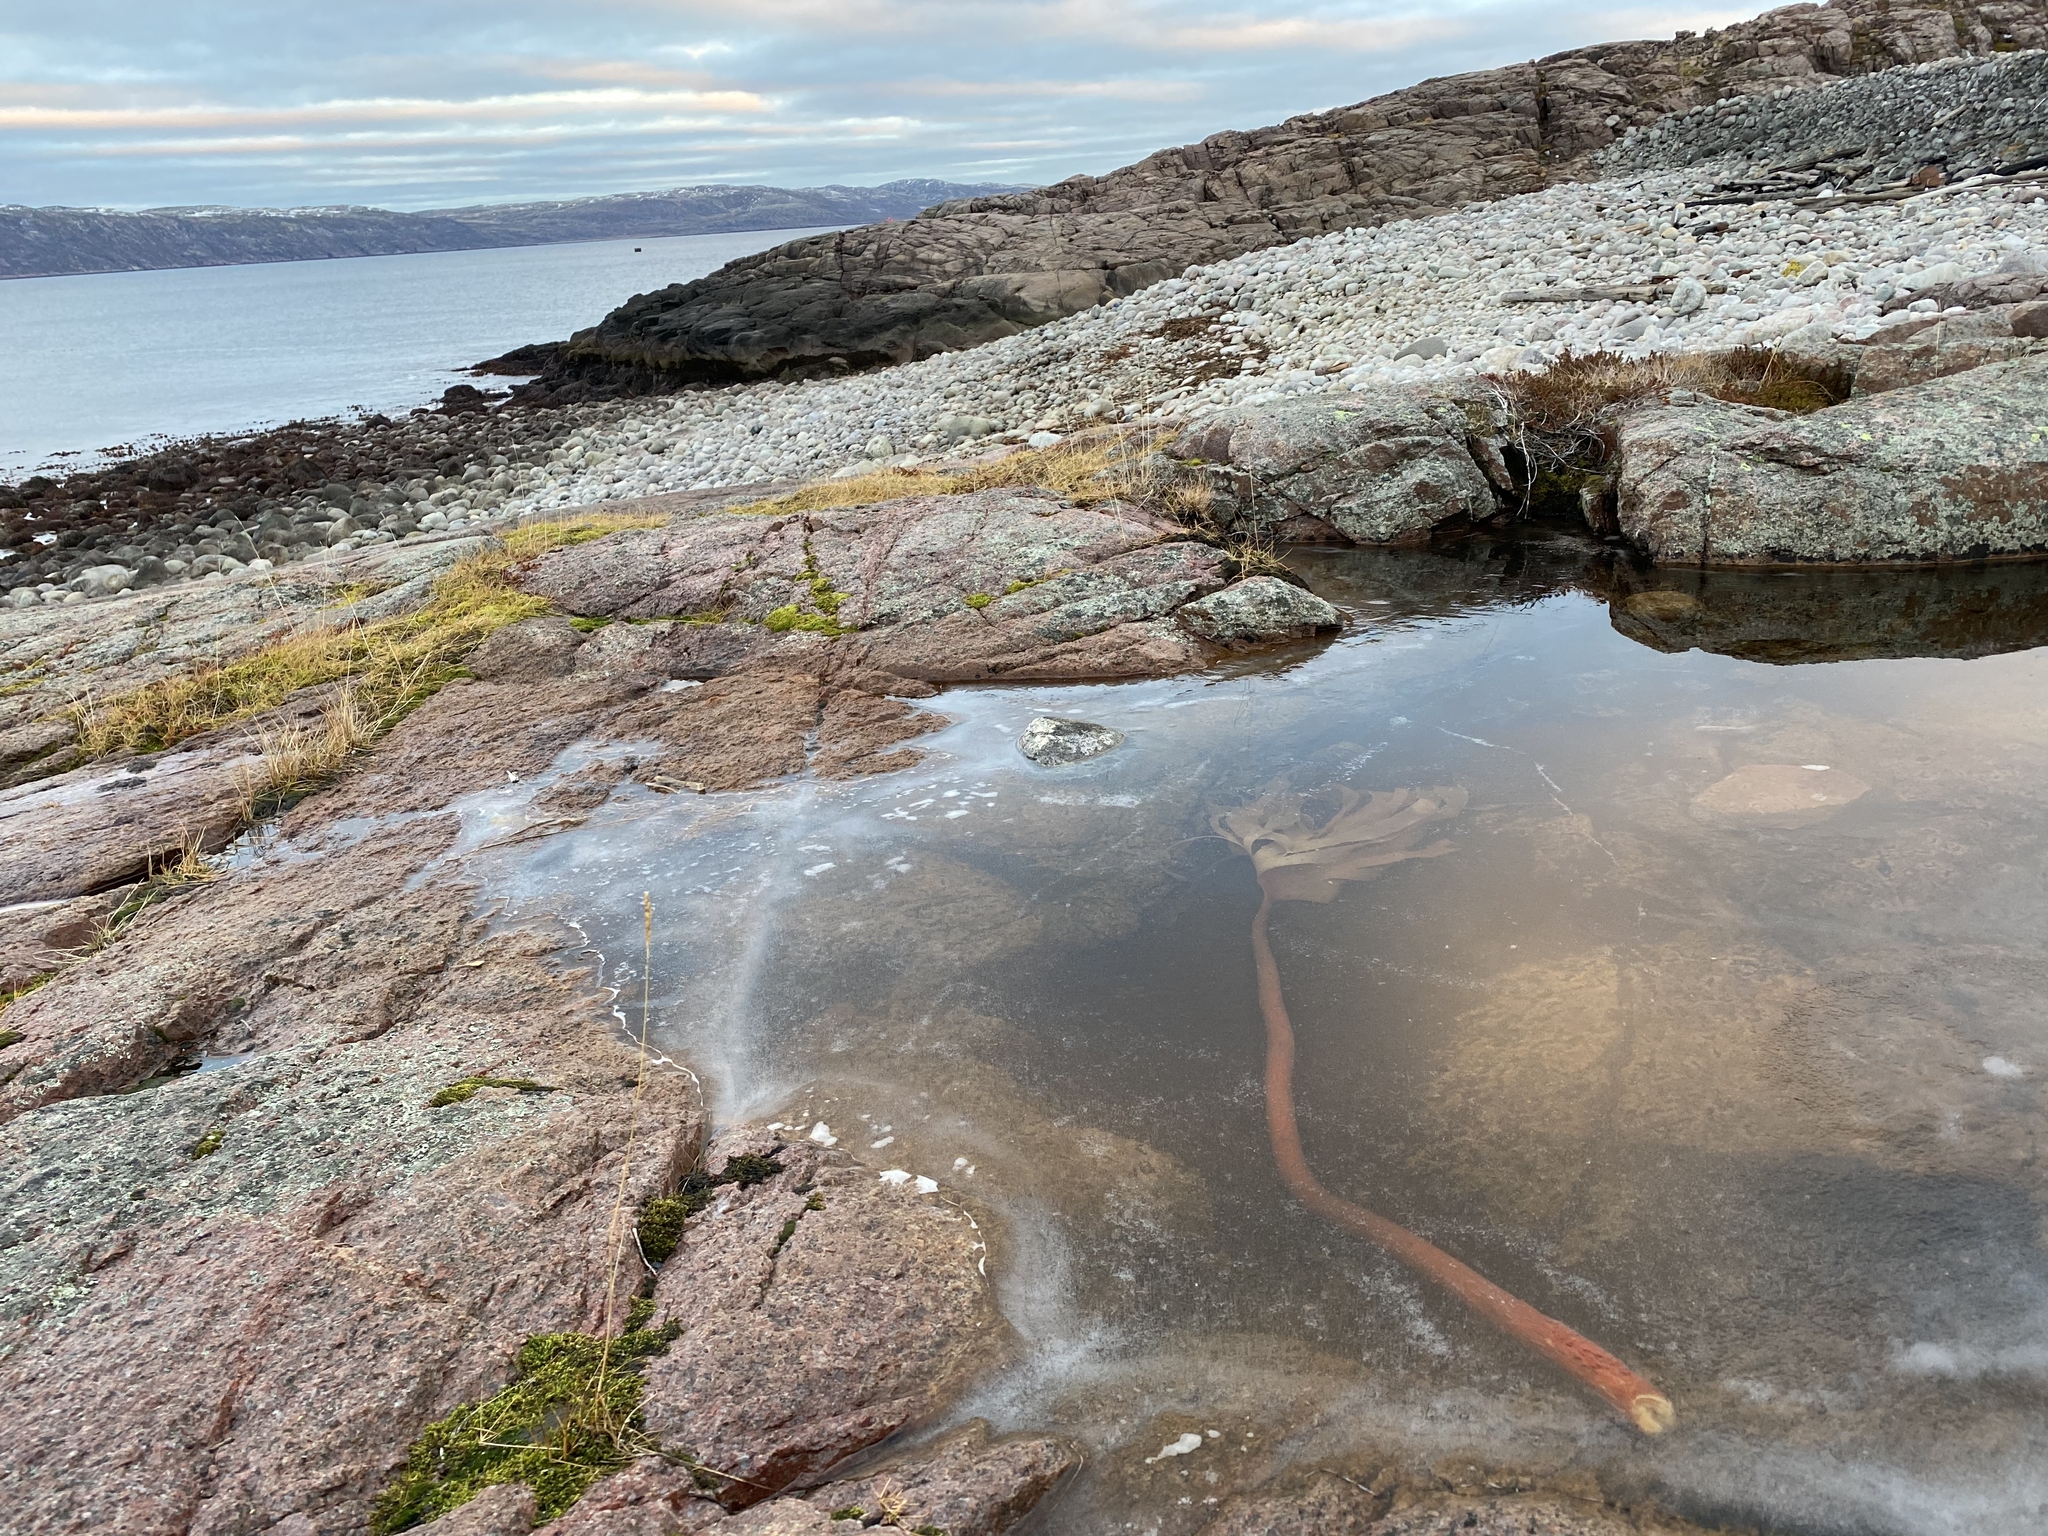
[1019,716,1123,765]
[1176,576,1341,647]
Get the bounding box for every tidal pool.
[476,531,2048,1535]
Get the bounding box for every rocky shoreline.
[12,49,2048,610]
[9,11,2048,1535]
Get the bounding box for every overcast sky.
[3,0,1758,212]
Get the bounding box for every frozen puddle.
[468,532,2048,1533]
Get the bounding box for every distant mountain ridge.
[0,180,1027,280]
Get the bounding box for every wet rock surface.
[642,1129,1009,1506]
[1613,353,2048,562]
[547,0,2030,383]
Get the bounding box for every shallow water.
[468,532,2048,1534]
[0,225,839,476]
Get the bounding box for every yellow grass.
[73,511,667,764]
[720,427,1215,526]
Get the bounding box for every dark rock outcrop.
[551,0,2045,384]
[1612,353,2048,564]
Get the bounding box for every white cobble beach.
[501,155,2048,517]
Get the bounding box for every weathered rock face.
[800,1420,1078,1535]
[1169,395,1501,543]
[1851,300,2048,395]
[1612,354,2048,564]
[0,886,130,990]
[549,0,2036,382]
[0,820,704,1536]
[640,1130,1008,1507]
[519,489,1240,682]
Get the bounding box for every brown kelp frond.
[1213,773,1674,1433]
[1210,783,1467,903]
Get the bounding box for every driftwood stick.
[1249,892,1675,1435]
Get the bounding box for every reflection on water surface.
[480,532,2048,1535]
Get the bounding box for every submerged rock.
[1690,762,1872,825]
[1613,353,2048,564]
[1176,576,1341,647]
[1018,715,1124,765]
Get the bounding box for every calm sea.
[0,226,840,477]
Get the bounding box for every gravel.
[1597,50,2048,185]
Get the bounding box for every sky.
[1,0,1762,212]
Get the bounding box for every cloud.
[0,0,1771,210]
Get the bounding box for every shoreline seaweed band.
[1213,783,1675,1435]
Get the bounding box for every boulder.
[1018,715,1123,765]
[544,0,2030,383]
[1612,353,2048,564]
[1168,396,1499,543]
[1175,576,1343,646]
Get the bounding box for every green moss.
[190,1125,225,1160]
[772,1217,800,1254]
[963,592,993,610]
[831,1507,866,1522]
[635,1152,785,1266]
[762,538,853,635]
[805,1192,826,1211]
[636,1196,694,1265]
[369,1319,685,1534]
[430,1076,555,1108]
[720,1153,783,1186]
[0,1027,23,1050]
[567,616,612,632]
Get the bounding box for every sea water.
[0,226,840,476]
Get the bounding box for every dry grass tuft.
[91,833,222,948]
[1223,532,1295,581]
[501,509,671,561]
[235,688,378,819]
[1498,346,1845,444]
[74,548,553,761]
[1489,347,1850,519]
[720,428,1182,520]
